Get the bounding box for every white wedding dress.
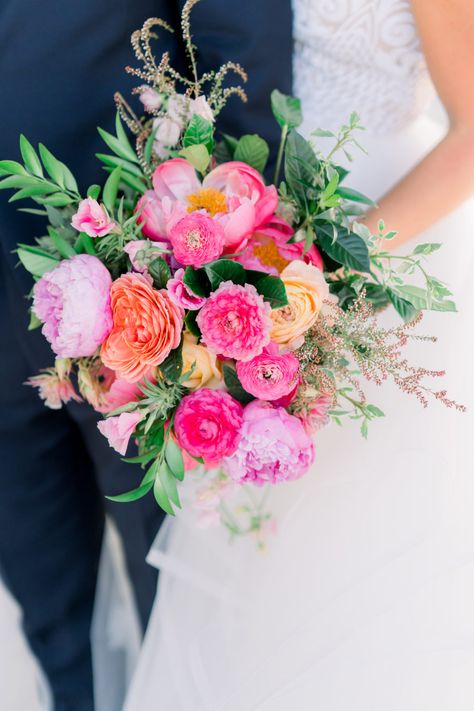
[124,2,474,709]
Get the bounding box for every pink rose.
[33,254,113,358]
[71,198,116,238]
[139,88,162,112]
[236,343,299,400]
[97,412,142,456]
[166,268,207,310]
[169,212,225,267]
[174,388,243,466]
[224,400,314,486]
[197,282,272,362]
[135,191,169,241]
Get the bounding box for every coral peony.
[197,282,272,362]
[224,400,314,486]
[169,212,225,267]
[167,268,207,310]
[101,273,183,382]
[174,388,243,466]
[71,198,116,237]
[271,260,330,348]
[181,332,222,390]
[33,254,113,358]
[97,412,142,456]
[236,343,299,400]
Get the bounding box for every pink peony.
[197,281,272,362]
[167,268,207,310]
[174,388,243,466]
[33,254,113,358]
[224,400,315,486]
[236,343,299,400]
[97,411,142,456]
[169,212,225,267]
[135,191,170,241]
[136,158,278,252]
[71,198,116,238]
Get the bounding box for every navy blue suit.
[0,2,292,708]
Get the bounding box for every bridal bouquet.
[1,3,461,535]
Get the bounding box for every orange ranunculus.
[101,273,183,382]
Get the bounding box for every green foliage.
[183,266,211,297]
[317,224,371,273]
[284,130,319,211]
[160,339,184,383]
[179,144,210,174]
[234,134,269,174]
[203,259,246,289]
[17,244,59,277]
[223,364,255,404]
[271,90,303,130]
[148,256,171,289]
[184,309,201,338]
[183,114,214,153]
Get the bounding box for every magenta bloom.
[33,254,113,358]
[236,343,299,400]
[167,268,207,310]
[71,198,116,237]
[169,212,225,267]
[224,400,315,486]
[97,411,142,456]
[197,282,272,361]
[174,388,243,466]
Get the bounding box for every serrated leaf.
[204,259,246,289]
[234,135,270,174]
[183,114,214,153]
[317,224,371,273]
[223,365,255,404]
[19,135,43,177]
[271,89,302,129]
[254,274,288,309]
[102,166,121,212]
[17,246,59,277]
[179,144,210,174]
[148,256,171,289]
[153,474,175,515]
[183,266,211,297]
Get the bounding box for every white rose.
[154,117,181,147]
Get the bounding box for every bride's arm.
[362,0,474,249]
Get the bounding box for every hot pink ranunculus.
[197,282,272,362]
[137,158,278,253]
[33,254,113,358]
[169,212,225,267]
[97,412,142,456]
[167,268,207,310]
[224,400,314,486]
[174,388,243,466]
[71,198,116,237]
[236,343,299,401]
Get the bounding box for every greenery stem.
[273,124,288,186]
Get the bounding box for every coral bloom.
[33,254,113,358]
[71,198,116,237]
[167,268,207,310]
[137,158,278,252]
[181,332,222,390]
[169,212,225,267]
[224,400,314,486]
[271,260,330,348]
[27,367,81,410]
[236,343,299,400]
[174,388,243,466]
[97,412,142,456]
[77,360,145,414]
[197,281,272,362]
[101,273,183,382]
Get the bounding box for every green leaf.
[284,130,319,211]
[183,114,214,153]
[153,474,175,515]
[106,480,154,503]
[148,256,171,289]
[184,309,201,338]
[112,170,147,195]
[234,135,270,174]
[144,126,158,164]
[102,166,122,212]
[183,266,211,297]
[96,153,144,178]
[28,309,42,330]
[312,128,335,138]
[387,289,419,322]
[97,127,138,163]
[179,144,210,174]
[159,463,181,508]
[317,224,371,273]
[122,448,160,465]
[34,193,74,207]
[0,175,54,191]
[165,437,185,481]
[367,404,385,417]
[87,184,101,200]
[413,243,442,256]
[38,144,65,187]
[271,89,303,130]
[74,232,97,255]
[223,364,255,404]
[0,160,28,176]
[160,339,183,383]
[19,135,43,177]
[204,259,246,289]
[115,112,136,157]
[17,246,59,277]
[47,227,76,258]
[253,274,288,309]
[392,285,456,313]
[336,186,376,206]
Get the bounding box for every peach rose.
[101,273,183,382]
[271,261,330,348]
[181,332,222,390]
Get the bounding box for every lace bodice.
[293,0,435,134]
